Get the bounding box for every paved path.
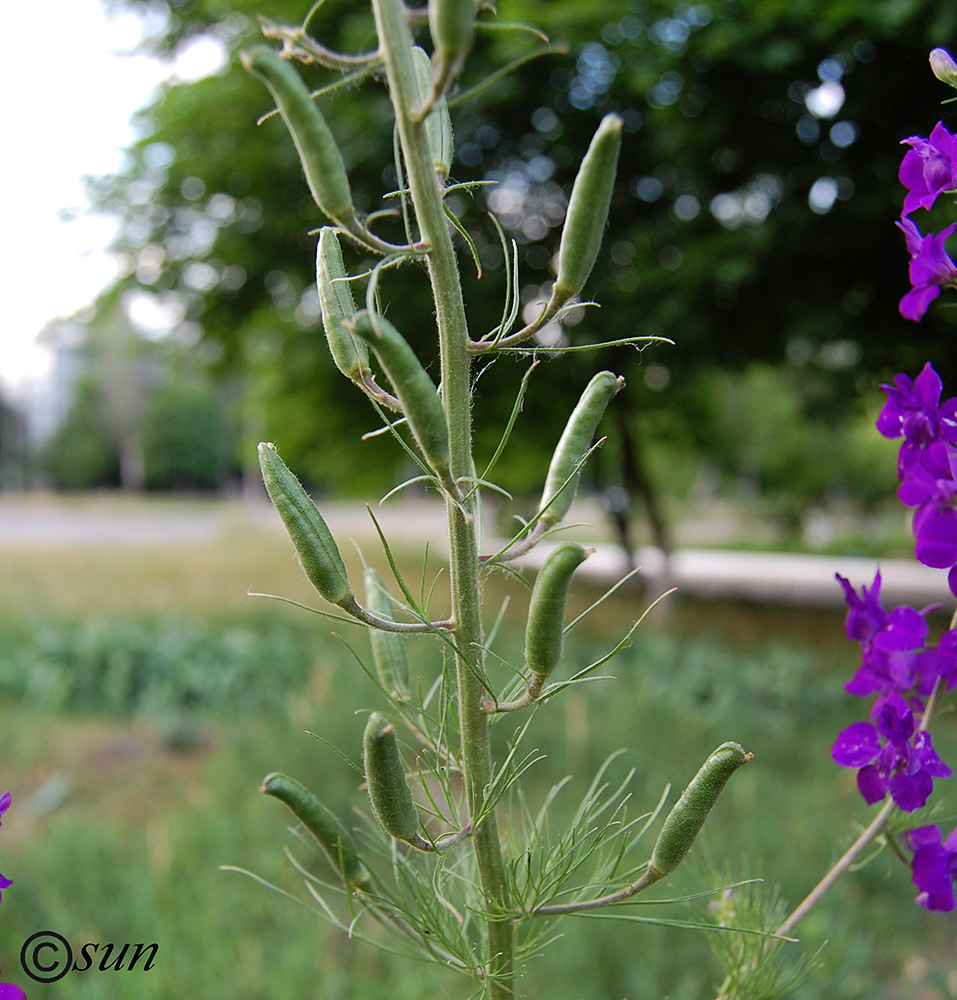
[1,494,949,609]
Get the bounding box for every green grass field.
[1,501,955,999]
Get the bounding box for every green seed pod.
[552,113,623,307]
[258,442,354,608]
[241,46,355,227]
[363,712,420,844]
[649,742,752,878]
[260,772,368,885]
[524,543,588,681]
[364,568,412,700]
[429,0,476,99]
[316,227,369,383]
[411,46,454,179]
[539,371,624,526]
[349,312,450,477]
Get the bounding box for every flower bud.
[364,568,412,700]
[551,113,623,309]
[349,312,451,478]
[363,712,421,844]
[930,48,957,89]
[316,228,369,383]
[260,772,368,886]
[525,543,589,682]
[241,46,356,228]
[258,442,354,608]
[411,46,454,180]
[539,371,624,527]
[649,742,752,878]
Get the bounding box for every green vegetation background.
[1,524,955,998]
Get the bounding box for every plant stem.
[776,675,945,938]
[369,1,514,994]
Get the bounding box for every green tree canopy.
[90,0,957,498]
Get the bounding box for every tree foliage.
[90,0,957,498]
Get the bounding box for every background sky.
[1,0,224,393]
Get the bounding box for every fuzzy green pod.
[349,312,450,477]
[552,113,623,306]
[363,712,420,844]
[429,0,476,97]
[316,227,368,383]
[411,46,454,178]
[525,543,588,681]
[364,568,412,700]
[261,772,368,885]
[258,442,354,608]
[649,742,752,878]
[241,46,355,227]
[539,371,624,526]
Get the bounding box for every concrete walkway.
[1,493,950,609]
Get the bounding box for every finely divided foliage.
[233,5,957,997]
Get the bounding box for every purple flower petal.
[858,763,889,804]
[890,768,934,811]
[832,721,881,767]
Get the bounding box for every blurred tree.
[141,371,237,489]
[46,377,123,490]
[89,0,957,510]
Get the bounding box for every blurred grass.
[1,502,955,998]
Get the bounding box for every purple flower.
[832,692,952,811]
[0,984,27,1000]
[0,791,9,827]
[900,121,957,214]
[877,363,957,447]
[904,824,957,911]
[835,572,937,702]
[0,871,10,907]
[896,219,957,321]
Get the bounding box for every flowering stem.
[777,674,946,938]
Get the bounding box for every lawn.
[1,497,955,999]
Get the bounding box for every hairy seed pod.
[525,543,589,681]
[316,228,369,383]
[552,113,623,308]
[525,542,588,680]
[241,46,355,227]
[364,568,412,700]
[363,712,420,844]
[349,312,450,477]
[258,442,354,608]
[260,772,368,885]
[411,46,454,179]
[649,742,752,878]
[540,371,624,526]
[429,0,475,99]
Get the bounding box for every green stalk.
[369,0,514,994]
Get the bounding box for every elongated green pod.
[364,568,412,700]
[539,371,624,526]
[258,442,354,608]
[349,312,450,477]
[649,742,752,878]
[363,712,420,844]
[316,227,369,383]
[428,0,475,100]
[241,46,355,227]
[261,772,368,886]
[551,113,623,308]
[525,543,588,681]
[411,46,453,179]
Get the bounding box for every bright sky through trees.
[1,0,224,392]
